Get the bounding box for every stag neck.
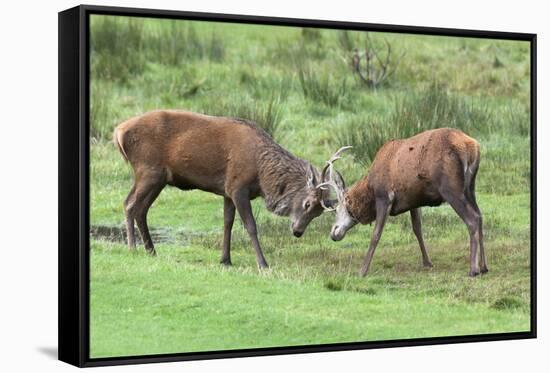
[345,178,376,225]
[343,193,360,223]
[257,142,311,216]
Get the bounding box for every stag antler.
[316,146,352,211]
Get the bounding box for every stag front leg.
[221,197,236,266]
[359,199,392,277]
[410,208,433,268]
[232,190,269,269]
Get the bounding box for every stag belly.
[166,166,263,199]
[167,168,226,196]
[389,184,444,216]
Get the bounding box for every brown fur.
[347,128,480,222]
[342,128,486,276]
[113,110,325,268]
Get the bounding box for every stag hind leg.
[465,178,488,274]
[410,208,433,268]
[124,184,137,251]
[440,186,482,277]
[127,169,166,255]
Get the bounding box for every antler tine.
[321,145,352,180]
[327,146,353,165]
[317,180,338,211]
[333,145,353,157]
[319,145,352,187]
[316,181,333,190]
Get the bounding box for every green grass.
[89,15,532,358]
[90,239,529,358]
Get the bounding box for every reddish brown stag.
[114,110,335,269]
[320,128,486,277]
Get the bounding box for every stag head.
[288,164,326,237]
[288,148,351,238]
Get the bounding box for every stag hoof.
[480,266,489,274]
[220,258,232,266]
[423,260,434,268]
[258,262,269,270]
[358,268,369,277]
[468,270,480,277]
[146,248,157,256]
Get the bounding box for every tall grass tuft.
[199,94,284,139]
[90,16,146,83]
[301,28,323,43]
[391,83,492,136]
[90,82,118,141]
[335,119,390,166]
[154,20,188,66]
[91,17,225,84]
[337,31,355,53]
[297,64,348,107]
[500,100,530,137]
[156,23,225,62]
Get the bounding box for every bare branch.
[346,33,404,88]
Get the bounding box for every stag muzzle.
[290,220,305,238]
[330,224,346,241]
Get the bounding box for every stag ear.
[306,164,318,189]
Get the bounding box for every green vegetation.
[297,64,350,107]
[336,83,528,165]
[89,15,531,358]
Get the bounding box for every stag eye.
[304,201,311,210]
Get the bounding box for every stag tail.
[113,127,129,162]
[461,139,480,194]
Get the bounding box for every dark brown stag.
[320,128,486,277]
[113,110,334,269]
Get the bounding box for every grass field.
[89,15,532,358]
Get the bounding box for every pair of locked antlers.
[317,146,353,211]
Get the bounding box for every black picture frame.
[58,4,537,368]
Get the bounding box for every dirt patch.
[90,225,212,246]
